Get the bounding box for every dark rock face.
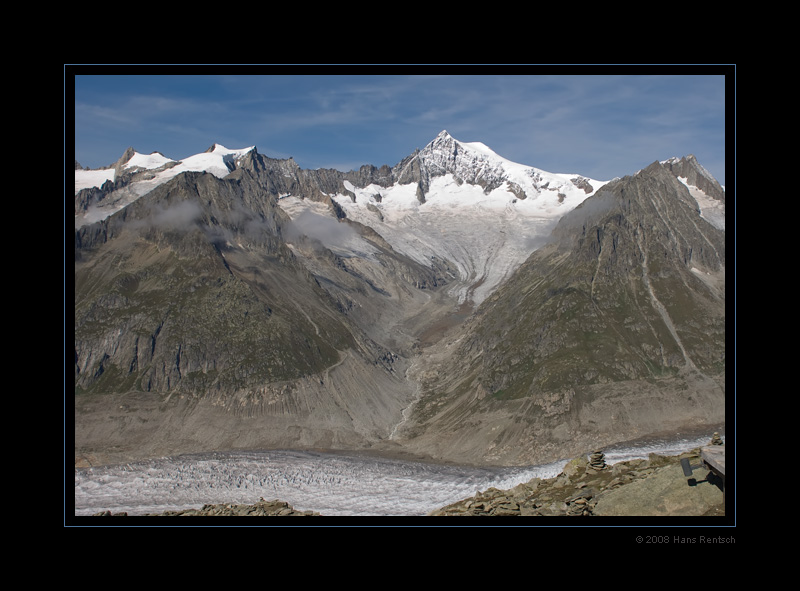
[393,149,425,188]
[570,176,595,194]
[75,169,341,395]
[389,131,508,199]
[661,155,725,203]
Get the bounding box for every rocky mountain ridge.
[382,156,725,467]
[75,132,602,230]
[73,133,726,470]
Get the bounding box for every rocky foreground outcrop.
[93,498,320,517]
[429,447,724,517]
[92,446,725,517]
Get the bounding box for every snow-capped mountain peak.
[321,131,609,305]
[409,130,604,206]
[424,129,504,162]
[170,143,255,178]
[417,129,513,185]
[124,151,175,171]
[75,144,257,227]
[76,144,256,192]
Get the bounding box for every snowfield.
[75,168,115,193]
[678,177,725,231]
[330,172,600,305]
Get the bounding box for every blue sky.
[71,68,730,186]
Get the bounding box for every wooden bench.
[681,445,725,506]
[701,446,725,480]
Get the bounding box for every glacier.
[328,173,592,305]
[74,430,720,517]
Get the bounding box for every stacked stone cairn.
[588,450,608,470]
[565,488,596,516]
[710,432,723,445]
